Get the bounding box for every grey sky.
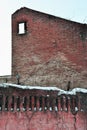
[0,0,87,76]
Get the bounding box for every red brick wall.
[12,7,87,89]
[0,86,87,130]
[0,111,87,130]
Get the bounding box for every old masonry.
[0,7,87,130]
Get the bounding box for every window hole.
[17,22,27,35]
[5,96,9,111]
[16,96,20,111]
[23,96,27,111]
[44,97,48,110]
[39,96,43,111]
[29,96,32,110]
[11,96,14,111]
[34,96,37,111]
[0,95,3,111]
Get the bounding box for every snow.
[49,107,52,111]
[0,83,87,95]
[33,107,36,111]
[58,88,87,95]
[55,106,58,111]
[0,83,62,91]
[39,108,42,111]
[75,107,78,112]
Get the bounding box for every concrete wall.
[11,7,87,89]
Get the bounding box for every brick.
[11,7,87,89]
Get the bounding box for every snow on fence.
[0,83,87,114]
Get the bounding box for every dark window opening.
[49,97,53,111]
[0,95,3,111]
[55,98,58,107]
[29,96,32,110]
[34,96,37,107]
[39,96,43,111]
[23,96,27,111]
[16,96,20,111]
[11,96,14,111]
[55,97,58,111]
[17,22,27,35]
[5,96,9,111]
[44,97,48,110]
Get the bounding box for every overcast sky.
[0,0,87,76]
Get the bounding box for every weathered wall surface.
[0,111,87,130]
[11,7,87,89]
[0,85,87,130]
